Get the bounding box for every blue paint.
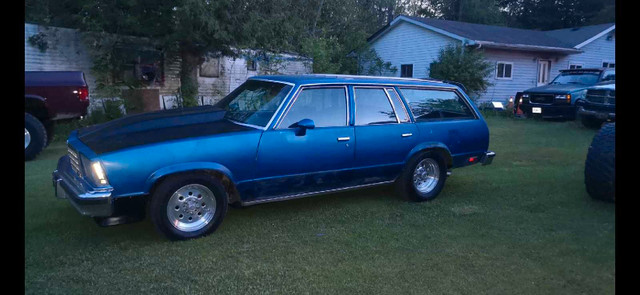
[55,74,492,215]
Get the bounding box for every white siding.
[366,20,615,104]
[480,49,543,102]
[368,21,459,78]
[550,32,616,75]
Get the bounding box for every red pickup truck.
[25,71,90,160]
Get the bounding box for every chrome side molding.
[240,180,395,206]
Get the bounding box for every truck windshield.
[550,72,600,86]
[215,80,292,127]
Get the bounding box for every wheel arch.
[145,163,241,204]
[405,142,453,169]
[25,95,50,121]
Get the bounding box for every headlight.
[91,162,108,185]
[82,156,109,186]
[554,94,571,103]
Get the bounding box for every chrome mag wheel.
[25,128,31,149]
[412,158,440,194]
[167,184,217,232]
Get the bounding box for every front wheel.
[149,173,228,240]
[396,151,448,202]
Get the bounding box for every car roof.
[249,74,455,88]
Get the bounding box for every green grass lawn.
[25,116,614,294]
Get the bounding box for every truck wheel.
[581,116,603,129]
[150,173,228,240]
[584,123,615,202]
[396,151,447,202]
[25,113,47,161]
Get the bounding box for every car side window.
[385,88,410,123]
[278,87,347,129]
[354,87,398,125]
[602,71,615,82]
[398,88,475,121]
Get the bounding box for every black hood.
[77,106,255,154]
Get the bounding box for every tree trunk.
[180,47,201,107]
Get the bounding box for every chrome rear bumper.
[480,151,496,166]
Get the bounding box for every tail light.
[75,86,89,102]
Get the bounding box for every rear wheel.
[150,173,228,240]
[25,113,47,161]
[396,151,448,202]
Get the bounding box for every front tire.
[150,173,228,240]
[25,113,47,161]
[396,151,448,202]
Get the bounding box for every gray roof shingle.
[373,15,614,50]
[543,23,615,47]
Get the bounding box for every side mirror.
[289,118,315,136]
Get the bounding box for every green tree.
[499,0,612,30]
[428,45,493,99]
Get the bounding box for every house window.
[496,62,513,79]
[199,56,220,78]
[112,46,165,85]
[247,59,257,71]
[400,64,413,77]
[602,61,615,68]
[569,64,583,69]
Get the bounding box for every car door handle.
[401,133,413,137]
[337,137,350,141]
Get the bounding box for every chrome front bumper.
[577,106,615,120]
[52,156,114,217]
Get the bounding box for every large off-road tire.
[581,115,604,129]
[25,113,47,161]
[396,151,448,202]
[584,123,615,202]
[150,173,228,240]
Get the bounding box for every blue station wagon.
[53,74,495,240]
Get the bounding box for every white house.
[364,15,615,102]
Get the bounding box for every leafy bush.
[429,45,493,100]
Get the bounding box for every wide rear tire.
[396,151,448,202]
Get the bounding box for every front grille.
[67,145,83,177]
[529,94,554,104]
[586,89,615,105]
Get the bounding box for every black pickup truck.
[25,71,90,160]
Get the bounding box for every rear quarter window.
[398,88,475,121]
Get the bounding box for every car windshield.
[215,80,292,127]
[549,72,600,86]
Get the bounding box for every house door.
[537,60,551,86]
